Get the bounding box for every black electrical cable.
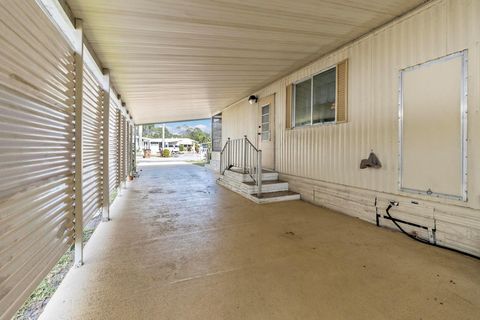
[385,202,480,260]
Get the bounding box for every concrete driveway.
[40,163,480,320]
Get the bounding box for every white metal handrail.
[220,136,262,197]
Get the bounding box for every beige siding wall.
[222,99,258,146]
[221,0,480,255]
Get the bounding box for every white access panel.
[399,51,467,200]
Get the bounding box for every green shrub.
[162,149,170,157]
[194,144,199,153]
[179,144,185,152]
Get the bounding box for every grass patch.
[14,248,74,320]
[14,214,102,320]
[110,189,118,204]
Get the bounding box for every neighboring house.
[142,138,198,154]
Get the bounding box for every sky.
[154,119,211,134]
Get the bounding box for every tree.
[143,125,178,139]
[141,123,211,143]
[184,127,211,144]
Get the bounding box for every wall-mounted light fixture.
[248,95,258,105]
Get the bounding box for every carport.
[1,0,480,319]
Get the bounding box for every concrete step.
[243,180,289,194]
[224,168,278,182]
[249,191,301,204]
[217,170,301,204]
[218,175,289,194]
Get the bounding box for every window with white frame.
[293,66,337,127]
[287,59,349,129]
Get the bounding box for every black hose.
[385,204,430,244]
[385,203,479,260]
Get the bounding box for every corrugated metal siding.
[223,0,480,207]
[222,100,257,148]
[221,0,480,254]
[119,114,126,183]
[129,123,134,174]
[109,95,120,196]
[127,123,132,177]
[0,1,75,318]
[131,123,135,172]
[82,65,103,225]
[127,122,132,176]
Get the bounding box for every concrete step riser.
[224,170,278,182]
[248,184,289,194]
[218,173,301,204]
[219,176,289,194]
[252,194,301,204]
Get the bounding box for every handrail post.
[257,150,262,198]
[227,137,231,170]
[243,135,247,173]
[220,149,223,174]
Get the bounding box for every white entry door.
[258,95,275,169]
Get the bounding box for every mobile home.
[215,0,480,256]
[0,0,479,319]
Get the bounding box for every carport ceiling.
[66,0,426,124]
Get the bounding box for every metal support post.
[101,70,110,222]
[243,135,247,173]
[227,137,231,169]
[74,19,84,267]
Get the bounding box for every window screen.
[293,66,338,127]
[294,78,311,127]
[313,67,336,124]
